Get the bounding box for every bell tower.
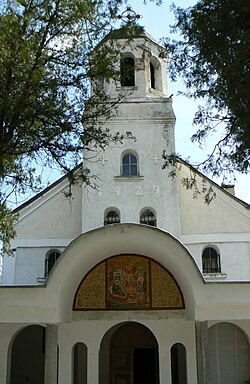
[101,26,169,100]
[82,26,180,236]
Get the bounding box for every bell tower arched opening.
[149,57,162,93]
[150,62,155,89]
[120,54,135,87]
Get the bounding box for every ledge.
[114,175,144,182]
[37,277,47,284]
[203,273,227,280]
[116,85,138,91]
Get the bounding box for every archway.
[100,322,159,384]
[9,325,45,384]
[208,322,250,384]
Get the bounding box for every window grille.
[104,210,120,225]
[140,209,157,227]
[202,247,221,273]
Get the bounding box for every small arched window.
[45,250,61,276]
[104,209,120,225]
[73,342,87,384]
[140,209,157,227]
[202,247,221,273]
[120,56,135,86]
[171,343,187,384]
[122,153,138,176]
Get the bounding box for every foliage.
[164,0,250,178]
[0,204,17,255]
[0,0,136,253]
[162,152,216,205]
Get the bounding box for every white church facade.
[0,28,250,384]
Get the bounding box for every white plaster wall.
[2,240,72,285]
[177,164,250,281]
[0,323,28,384]
[0,225,198,322]
[58,318,197,384]
[2,319,250,384]
[3,182,83,284]
[13,246,65,285]
[82,100,179,236]
[220,241,250,279]
[2,225,250,324]
[1,253,16,285]
[185,241,250,281]
[178,165,250,235]
[82,33,180,236]
[15,182,82,239]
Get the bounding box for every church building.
[0,27,250,384]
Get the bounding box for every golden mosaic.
[73,255,184,311]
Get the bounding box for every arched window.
[150,62,155,89]
[104,209,120,225]
[120,56,135,86]
[202,247,221,273]
[122,153,138,176]
[171,343,187,384]
[73,342,87,384]
[45,250,61,276]
[140,209,157,227]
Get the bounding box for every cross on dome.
[118,6,142,24]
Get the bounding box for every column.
[44,324,58,384]
[87,342,99,384]
[159,342,172,384]
[0,327,11,384]
[57,340,72,384]
[195,321,208,384]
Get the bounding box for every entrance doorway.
[109,322,159,384]
[9,325,45,384]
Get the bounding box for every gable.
[178,163,250,235]
[14,178,82,240]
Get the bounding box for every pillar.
[57,339,72,384]
[0,326,11,384]
[195,321,208,384]
[158,341,172,384]
[44,324,58,384]
[87,342,99,384]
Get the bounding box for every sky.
[124,0,249,203]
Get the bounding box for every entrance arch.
[9,325,45,384]
[208,322,250,384]
[100,322,159,384]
